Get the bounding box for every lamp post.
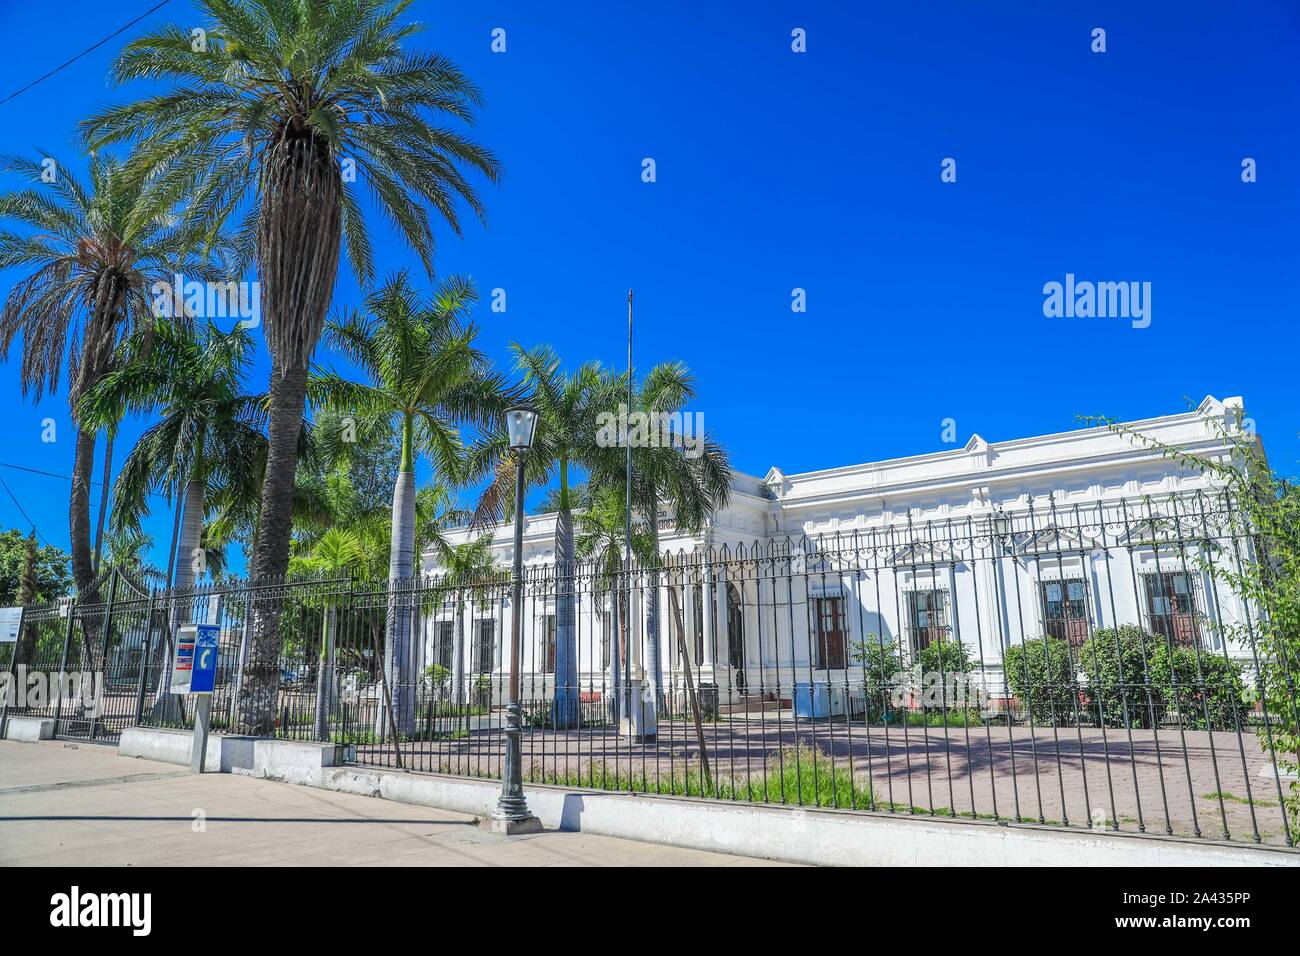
[485,406,544,834]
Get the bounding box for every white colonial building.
[420,396,1260,714]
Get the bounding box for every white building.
[420,396,1259,712]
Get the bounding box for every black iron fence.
[3,490,1297,848]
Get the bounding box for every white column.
[702,564,716,669]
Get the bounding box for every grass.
[1200,790,1278,808]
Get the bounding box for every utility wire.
[0,460,166,500]
[0,473,52,547]
[0,0,173,108]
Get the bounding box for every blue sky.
[0,0,1296,573]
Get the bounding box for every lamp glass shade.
[506,407,538,451]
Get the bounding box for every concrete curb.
[1,716,55,742]
[116,726,1300,867]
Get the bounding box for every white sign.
[170,625,198,695]
[0,607,21,644]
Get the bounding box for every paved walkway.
[0,740,788,866]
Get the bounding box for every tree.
[80,320,267,715]
[428,536,502,709]
[80,321,267,600]
[315,272,508,734]
[0,529,72,607]
[85,0,501,733]
[575,486,656,722]
[288,527,366,740]
[0,150,219,621]
[474,346,613,726]
[587,361,732,708]
[0,529,72,665]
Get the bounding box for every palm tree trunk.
[552,506,579,726]
[152,477,203,723]
[314,604,337,741]
[237,360,308,734]
[92,432,114,572]
[378,468,417,737]
[645,514,665,710]
[69,426,98,662]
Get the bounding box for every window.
[1143,572,1200,646]
[906,589,949,657]
[475,619,495,673]
[814,595,847,669]
[1041,578,1090,646]
[540,614,557,673]
[434,620,454,670]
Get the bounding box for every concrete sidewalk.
[0,740,789,866]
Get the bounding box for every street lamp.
[485,406,543,834]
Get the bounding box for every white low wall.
[2,716,55,742]
[318,766,1300,868]
[115,726,1300,867]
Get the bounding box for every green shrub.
[1004,635,1075,725]
[1078,626,1161,727]
[850,635,906,722]
[1148,644,1246,731]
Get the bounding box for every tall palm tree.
[79,321,267,601]
[84,0,500,733]
[314,272,508,734]
[474,346,617,726]
[0,151,220,624]
[588,362,732,706]
[80,321,267,714]
[288,526,366,740]
[575,486,655,721]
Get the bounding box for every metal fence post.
[134,589,158,726]
[50,599,76,735]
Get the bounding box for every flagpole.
[623,288,633,720]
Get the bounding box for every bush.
[1004,636,1075,724]
[1078,626,1161,727]
[850,636,905,722]
[918,636,974,678]
[1148,644,1246,731]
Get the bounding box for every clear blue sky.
[0,0,1296,572]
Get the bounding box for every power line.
[0,0,173,108]
[0,473,52,547]
[0,460,168,500]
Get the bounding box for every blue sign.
[190,624,220,694]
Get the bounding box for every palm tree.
[474,346,617,726]
[0,151,221,626]
[588,362,732,706]
[575,486,655,722]
[314,272,509,734]
[288,527,366,740]
[80,320,267,714]
[84,0,501,733]
[80,322,266,596]
[427,536,502,709]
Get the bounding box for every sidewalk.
[0,740,789,866]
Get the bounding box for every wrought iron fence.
[2,489,1297,848]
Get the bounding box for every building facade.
[420,396,1259,713]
